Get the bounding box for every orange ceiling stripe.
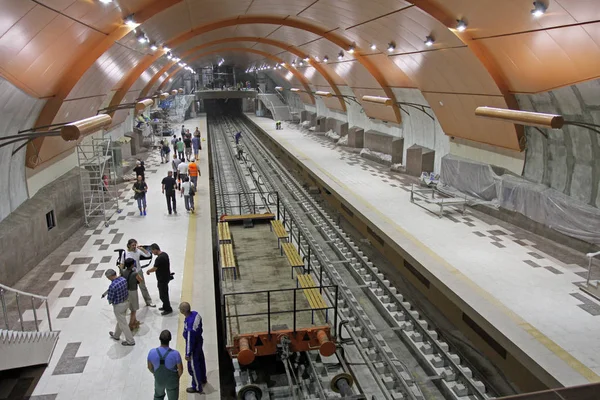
[26,0,183,170]
[154,47,315,104]
[163,15,400,122]
[141,36,347,111]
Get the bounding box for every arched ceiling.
[0,0,597,170]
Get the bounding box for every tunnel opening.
[204,98,242,117]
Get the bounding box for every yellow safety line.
[177,194,197,396]
[273,132,600,383]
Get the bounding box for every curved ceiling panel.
[67,43,146,101]
[432,0,583,39]
[265,26,322,47]
[477,24,600,93]
[0,2,105,97]
[344,6,463,54]
[36,0,123,32]
[390,47,502,95]
[298,0,412,29]
[139,1,193,45]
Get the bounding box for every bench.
[218,222,231,243]
[297,274,328,324]
[281,242,304,278]
[220,213,275,223]
[270,220,288,247]
[219,243,237,280]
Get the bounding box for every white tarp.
[439,154,600,245]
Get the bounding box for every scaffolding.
[76,134,121,227]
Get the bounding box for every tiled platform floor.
[1,116,219,400]
[248,114,600,387]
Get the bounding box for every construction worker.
[179,302,207,394]
[147,330,183,399]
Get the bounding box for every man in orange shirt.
[188,158,199,188]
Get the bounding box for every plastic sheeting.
[166,95,194,124]
[439,154,600,245]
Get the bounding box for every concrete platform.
[4,115,219,399]
[245,114,600,392]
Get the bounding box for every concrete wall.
[516,79,600,207]
[0,77,46,222]
[0,168,83,287]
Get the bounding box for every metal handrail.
[0,283,48,300]
[0,283,53,332]
[586,250,600,286]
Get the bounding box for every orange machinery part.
[231,326,335,365]
[238,337,255,365]
[317,329,336,357]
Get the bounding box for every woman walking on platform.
[121,258,143,331]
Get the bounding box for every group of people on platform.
[103,239,207,396]
[131,126,203,216]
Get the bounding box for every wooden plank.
[271,220,288,239]
[220,243,235,268]
[221,213,275,222]
[282,243,303,267]
[218,222,231,242]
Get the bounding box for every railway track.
[210,114,492,400]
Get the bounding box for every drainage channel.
[232,115,492,400]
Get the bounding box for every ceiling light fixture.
[456,20,467,32]
[315,91,332,97]
[162,46,170,52]
[99,0,112,4]
[387,42,396,52]
[150,43,158,51]
[337,51,344,60]
[136,32,148,44]
[323,55,329,62]
[299,61,304,66]
[303,56,310,62]
[166,52,172,59]
[424,36,435,47]
[291,59,296,65]
[348,45,355,54]
[290,88,300,92]
[124,14,137,27]
[370,43,377,50]
[531,1,547,17]
[174,57,180,62]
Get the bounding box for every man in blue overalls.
[147,330,183,399]
[179,302,207,394]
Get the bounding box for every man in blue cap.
[179,302,207,393]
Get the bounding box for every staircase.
[0,330,59,371]
[0,283,59,371]
[257,93,292,121]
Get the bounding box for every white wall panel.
[0,77,46,221]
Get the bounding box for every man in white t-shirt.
[121,239,155,307]
[180,177,195,213]
[177,159,189,185]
